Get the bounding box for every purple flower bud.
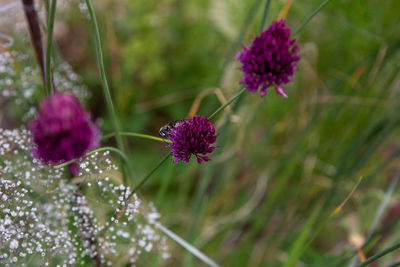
[29,93,99,164]
[237,19,300,97]
[168,116,217,164]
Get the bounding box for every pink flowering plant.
[1,0,399,266]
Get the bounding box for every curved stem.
[128,154,171,199]
[292,0,332,35]
[45,0,57,95]
[55,146,134,185]
[102,132,171,144]
[208,86,247,120]
[356,241,400,267]
[84,0,124,154]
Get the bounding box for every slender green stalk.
[44,0,50,13]
[356,241,400,267]
[258,0,271,33]
[45,0,57,95]
[84,0,124,153]
[292,0,332,35]
[128,154,171,199]
[282,204,323,267]
[54,146,133,185]
[102,132,171,143]
[208,86,246,120]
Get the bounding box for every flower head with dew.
[237,19,300,98]
[167,115,217,164]
[28,93,99,166]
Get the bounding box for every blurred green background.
[3,0,400,266]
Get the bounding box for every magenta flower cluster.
[168,116,217,164]
[237,19,299,98]
[29,93,99,164]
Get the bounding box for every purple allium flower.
[168,116,217,164]
[29,93,99,164]
[237,19,300,98]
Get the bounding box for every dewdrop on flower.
[28,93,99,165]
[237,19,300,98]
[167,116,217,164]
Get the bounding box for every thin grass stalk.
[282,204,323,267]
[368,166,400,239]
[84,0,124,160]
[292,0,332,35]
[259,0,271,33]
[45,0,57,95]
[348,167,400,267]
[387,261,400,267]
[155,223,220,267]
[355,241,400,267]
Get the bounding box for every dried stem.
[22,0,46,89]
[22,0,57,94]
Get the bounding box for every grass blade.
[155,223,220,267]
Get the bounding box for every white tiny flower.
[10,240,19,250]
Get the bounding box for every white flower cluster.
[0,50,91,122]
[0,128,169,266]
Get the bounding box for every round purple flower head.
[168,116,217,164]
[29,93,99,164]
[237,19,300,98]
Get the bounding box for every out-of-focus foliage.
[2,0,400,266]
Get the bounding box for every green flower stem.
[102,132,171,144]
[207,86,247,120]
[84,0,124,154]
[45,0,56,95]
[55,146,133,185]
[128,153,171,199]
[259,0,271,33]
[292,0,332,35]
[356,241,400,267]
